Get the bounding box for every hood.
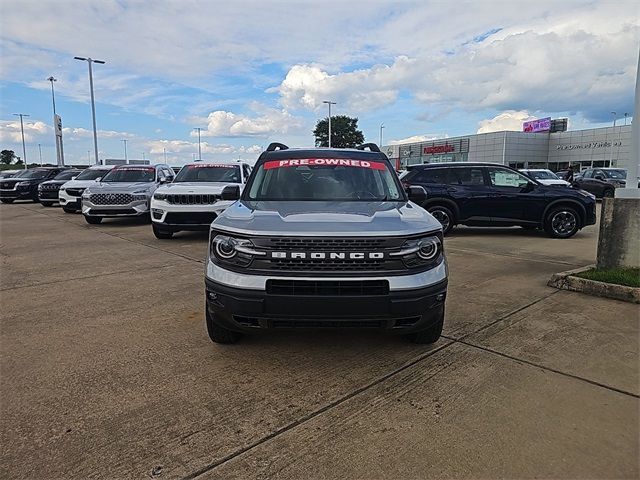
[40,179,69,187]
[85,182,156,193]
[213,200,442,236]
[61,179,104,189]
[155,181,240,195]
[538,179,570,186]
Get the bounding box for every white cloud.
[0,120,51,143]
[389,134,448,145]
[146,139,263,157]
[196,105,303,137]
[477,111,534,133]
[62,127,137,140]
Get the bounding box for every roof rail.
[266,142,289,152]
[356,143,381,152]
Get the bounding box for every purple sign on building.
[523,117,551,133]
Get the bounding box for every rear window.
[247,157,404,201]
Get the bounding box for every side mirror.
[524,182,536,192]
[595,175,605,180]
[159,177,168,184]
[71,176,77,180]
[406,185,427,204]
[221,185,241,201]
[94,177,102,182]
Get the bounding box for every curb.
[548,264,640,304]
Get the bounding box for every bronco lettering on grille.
[270,251,385,260]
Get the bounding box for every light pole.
[611,111,617,127]
[163,147,167,163]
[624,113,629,126]
[121,139,128,164]
[322,100,336,148]
[74,56,106,165]
[13,113,29,169]
[379,123,385,146]
[48,76,65,166]
[194,127,202,160]
[38,144,43,165]
[142,152,146,163]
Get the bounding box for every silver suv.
[204,143,448,344]
[81,164,174,224]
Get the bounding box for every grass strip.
[574,267,640,288]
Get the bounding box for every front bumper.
[38,190,60,201]
[82,198,150,217]
[150,199,229,230]
[59,190,82,209]
[205,260,447,333]
[1,187,33,200]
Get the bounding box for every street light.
[322,100,336,148]
[163,147,167,163]
[193,127,203,160]
[624,113,629,126]
[12,113,29,169]
[121,139,128,164]
[47,76,64,166]
[611,111,617,127]
[47,76,57,114]
[38,144,43,165]
[379,123,385,147]
[74,56,105,165]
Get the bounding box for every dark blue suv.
[402,163,597,238]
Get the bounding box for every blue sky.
[1,0,637,165]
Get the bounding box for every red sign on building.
[423,144,455,155]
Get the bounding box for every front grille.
[38,191,58,199]
[0,182,16,190]
[166,194,220,205]
[40,184,59,191]
[272,319,385,328]
[266,279,389,296]
[165,212,217,225]
[248,236,410,275]
[90,193,133,205]
[88,208,137,215]
[66,188,85,197]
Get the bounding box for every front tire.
[152,224,173,239]
[206,309,242,344]
[405,310,444,344]
[40,202,54,207]
[427,205,455,234]
[84,215,102,225]
[544,206,580,238]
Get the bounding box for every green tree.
[313,115,365,148]
[1,150,16,165]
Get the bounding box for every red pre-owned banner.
[263,158,386,170]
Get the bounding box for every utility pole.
[322,101,336,148]
[74,56,106,164]
[194,127,202,160]
[121,139,128,164]
[13,113,29,169]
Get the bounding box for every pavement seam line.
[444,336,640,399]
[0,263,183,292]
[181,340,456,480]
[11,203,205,265]
[446,246,585,267]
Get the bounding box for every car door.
[447,166,493,221]
[574,169,605,196]
[486,166,544,224]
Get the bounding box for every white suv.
[59,165,116,213]
[150,162,251,239]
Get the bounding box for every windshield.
[247,158,404,201]
[174,164,241,183]
[54,170,80,180]
[76,168,110,181]
[101,167,155,183]
[603,169,626,179]
[18,169,51,180]
[527,170,558,180]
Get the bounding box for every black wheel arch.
[423,198,460,221]
[542,199,587,227]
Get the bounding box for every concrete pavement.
[1,202,637,479]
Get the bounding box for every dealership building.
[384,122,633,173]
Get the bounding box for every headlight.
[210,233,264,267]
[82,191,91,198]
[132,194,147,201]
[154,193,167,201]
[390,235,443,268]
[59,187,66,191]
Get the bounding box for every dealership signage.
[523,117,551,133]
[423,144,455,154]
[556,141,623,150]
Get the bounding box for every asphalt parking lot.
[1,202,638,479]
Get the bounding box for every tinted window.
[174,164,241,183]
[602,169,626,179]
[54,170,80,180]
[582,169,593,178]
[411,168,448,184]
[76,169,110,180]
[101,167,155,183]
[17,169,51,180]
[247,157,403,201]
[487,167,530,188]
[452,168,485,186]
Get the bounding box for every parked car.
[81,164,174,224]
[520,169,570,186]
[0,170,21,179]
[556,169,583,182]
[572,168,638,198]
[204,142,446,344]
[401,162,596,238]
[59,165,116,213]
[0,167,70,203]
[150,162,251,239]
[37,169,83,207]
